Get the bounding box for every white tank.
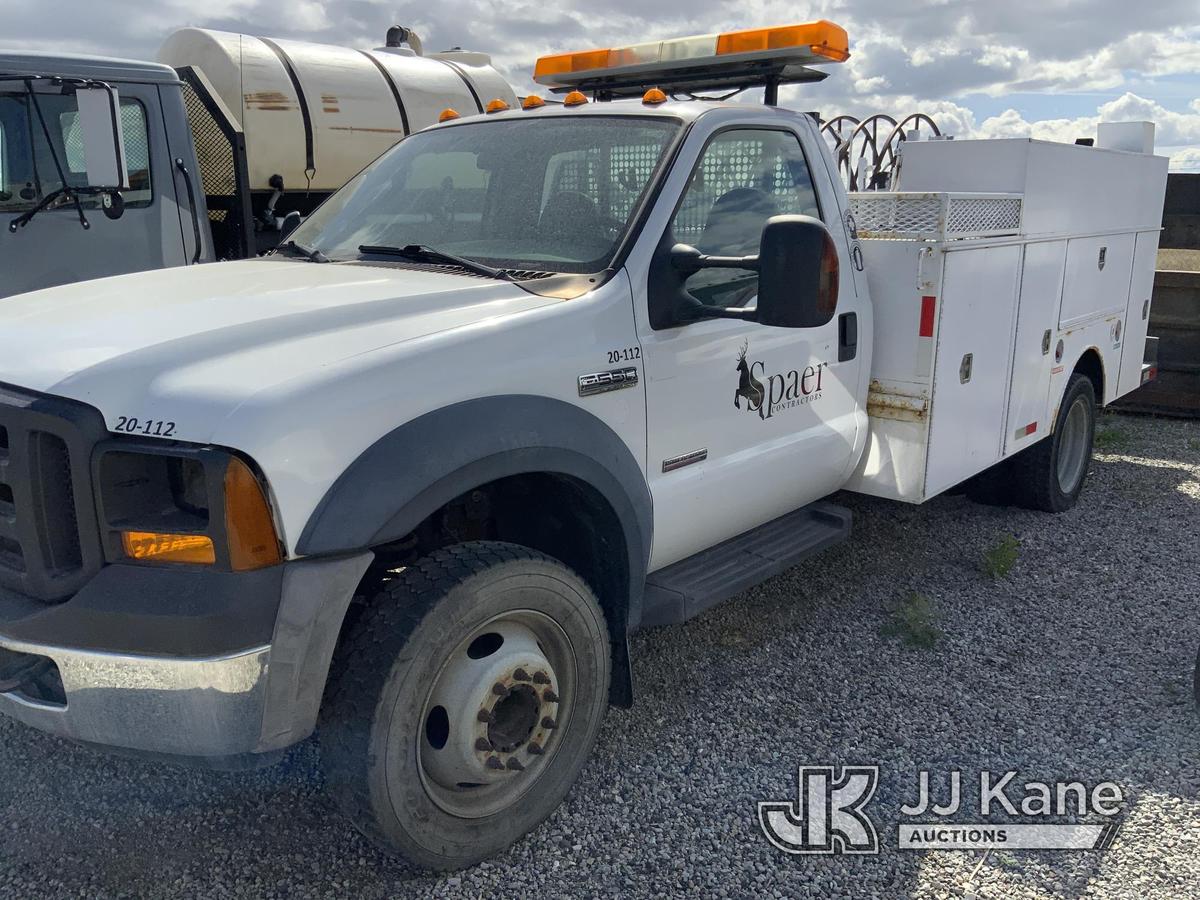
[158,28,516,192]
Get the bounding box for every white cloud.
[1168,148,1200,172]
[2,0,1197,168]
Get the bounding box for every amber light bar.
[533,21,849,87]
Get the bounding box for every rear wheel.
[1010,373,1097,512]
[319,541,610,870]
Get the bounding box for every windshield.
[0,90,153,213]
[289,116,680,274]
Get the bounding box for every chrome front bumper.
[0,640,272,757]
[0,552,372,762]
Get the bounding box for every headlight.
[95,445,282,571]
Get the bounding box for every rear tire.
[319,541,610,870]
[1010,373,1097,512]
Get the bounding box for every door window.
[0,91,152,212]
[669,128,821,310]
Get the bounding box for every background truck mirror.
[74,86,129,190]
[756,215,839,329]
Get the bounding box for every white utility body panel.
[845,135,1168,503]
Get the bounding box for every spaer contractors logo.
[734,340,827,421]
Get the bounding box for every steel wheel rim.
[412,607,576,819]
[1057,396,1090,494]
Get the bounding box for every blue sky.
[4,0,1199,169]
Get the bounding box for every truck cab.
[0,21,1167,871]
[0,51,203,295]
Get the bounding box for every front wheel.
[1010,373,1097,512]
[319,541,611,870]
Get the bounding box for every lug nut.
[542,689,559,703]
[527,741,545,755]
[474,738,493,752]
[492,682,509,696]
[476,709,495,724]
[486,756,504,770]
[513,668,530,682]
[506,758,525,771]
[532,671,551,685]
[541,716,557,729]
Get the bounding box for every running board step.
[640,501,851,627]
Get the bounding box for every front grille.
[0,384,106,601]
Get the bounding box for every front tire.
[319,541,610,870]
[1010,373,1097,512]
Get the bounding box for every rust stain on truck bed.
[867,380,930,422]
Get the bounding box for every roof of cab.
[0,49,180,85]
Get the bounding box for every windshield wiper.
[358,244,511,281]
[277,240,328,263]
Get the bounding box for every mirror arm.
[690,254,760,271]
[675,294,758,323]
[669,243,760,274]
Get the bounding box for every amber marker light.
[224,457,283,571]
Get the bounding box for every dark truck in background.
[0,29,514,298]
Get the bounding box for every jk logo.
[758,765,880,855]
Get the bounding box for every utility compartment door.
[1059,233,1136,330]
[1004,240,1065,455]
[925,245,1022,496]
[1116,230,1160,398]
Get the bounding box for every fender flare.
[296,395,653,623]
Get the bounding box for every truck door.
[635,124,862,570]
[0,81,187,298]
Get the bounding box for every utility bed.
[844,136,1168,503]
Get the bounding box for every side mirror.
[74,86,129,190]
[756,215,839,329]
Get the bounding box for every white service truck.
[0,21,1167,869]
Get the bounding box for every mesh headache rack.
[848,192,1024,241]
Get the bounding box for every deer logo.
[735,339,766,419]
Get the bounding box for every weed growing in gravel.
[982,534,1020,579]
[882,592,943,649]
[1094,423,1131,453]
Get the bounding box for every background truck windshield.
[291,116,680,273]
[0,91,152,212]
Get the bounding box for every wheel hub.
[419,616,565,816]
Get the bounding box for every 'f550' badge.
[579,367,639,397]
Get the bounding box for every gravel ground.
[2,411,1198,899]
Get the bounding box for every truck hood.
[0,259,558,440]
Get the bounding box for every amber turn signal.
[224,457,282,571]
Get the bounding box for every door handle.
[838,312,858,362]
